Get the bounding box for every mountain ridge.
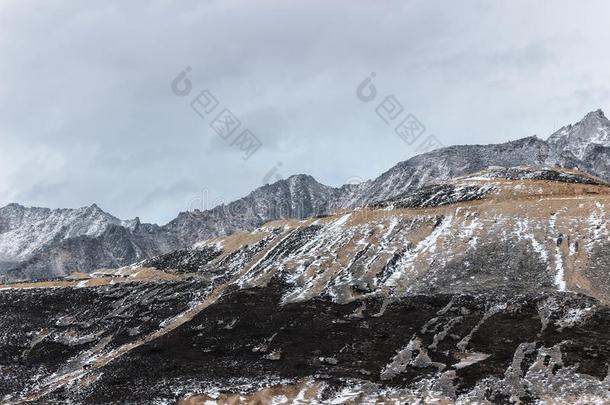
[548,109,610,160]
[2,165,610,403]
[3,109,610,281]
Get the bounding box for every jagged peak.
[286,173,315,181]
[1,202,112,216]
[0,203,24,210]
[121,217,141,231]
[548,109,610,160]
[570,108,610,130]
[549,109,610,137]
[583,108,607,121]
[86,203,104,213]
[258,174,326,192]
[75,204,116,220]
[286,174,321,186]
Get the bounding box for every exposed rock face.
[4,223,180,281]
[0,203,131,263]
[0,204,181,282]
[579,144,610,182]
[346,136,573,208]
[163,174,341,247]
[1,168,610,403]
[4,109,610,281]
[548,109,610,160]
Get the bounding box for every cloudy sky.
[1,0,610,223]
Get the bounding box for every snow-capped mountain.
[3,109,610,281]
[0,203,123,264]
[548,109,610,160]
[2,166,610,403]
[0,204,182,281]
[0,175,343,282]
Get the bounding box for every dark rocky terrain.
[3,110,610,282]
[2,279,608,404]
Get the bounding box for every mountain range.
[2,164,610,403]
[2,109,610,403]
[2,109,610,282]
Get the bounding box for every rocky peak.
[287,173,317,184]
[548,109,610,159]
[259,174,325,193]
[584,108,608,121]
[78,204,116,221]
[86,203,103,212]
[0,204,123,263]
[2,202,24,210]
[121,217,141,231]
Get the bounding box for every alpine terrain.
[1,110,610,403]
[3,110,610,283]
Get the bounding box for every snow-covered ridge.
[103,167,610,306]
[0,203,127,262]
[459,166,607,185]
[2,168,610,404]
[4,109,610,281]
[548,109,610,160]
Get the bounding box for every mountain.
[141,166,610,305]
[0,175,344,282]
[548,109,610,160]
[164,174,342,246]
[1,167,609,403]
[3,109,610,282]
[346,136,577,207]
[5,221,181,281]
[0,204,181,281]
[0,203,125,264]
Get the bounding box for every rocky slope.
[4,109,610,282]
[163,174,342,247]
[0,204,181,282]
[1,167,610,404]
[0,175,341,282]
[0,204,133,265]
[548,109,610,160]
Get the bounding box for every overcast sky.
[1,0,610,223]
